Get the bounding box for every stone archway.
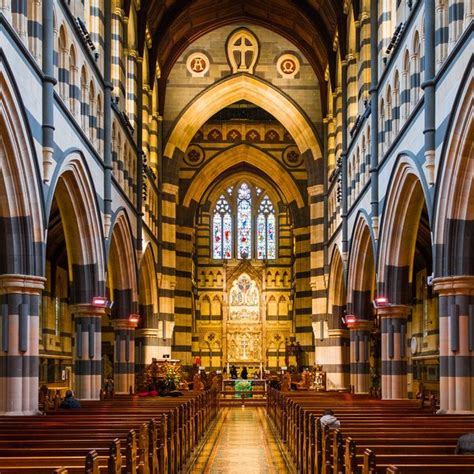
[107,211,138,394]
[433,79,474,413]
[316,246,349,390]
[377,159,433,400]
[346,216,376,394]
[0,59,45,414]
[46,153,106,400]
[164,73,322,166]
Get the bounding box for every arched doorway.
[44,154,105,400]
[378,159,434,400]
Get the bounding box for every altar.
[222,379,267,398]
[225,272,264,365]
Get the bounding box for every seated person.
[60,390,81,409]
[320,409,341,429]
[455,432,474,454]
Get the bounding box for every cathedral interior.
[0,0,473,472]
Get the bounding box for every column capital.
[135,328,159,338]
[376,304,411,318]
[328,329,350,338]
[0,274,45,295]
[111,318,139,330]
[433,275,474,295]
[70,304,107,317]
[347,319,373,331]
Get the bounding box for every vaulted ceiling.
[135,0,347,110]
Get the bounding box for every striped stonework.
[334,87,343,160]
[111,4,125,101]
[149,113,161,177]
[347,319,372,394]
[173,226,194,365]
[434,276,474,414]
[126,49,137,128]
[378,305,410,399]
[346,53,358,131]
[294,227,313,365]
[111,318,137,394]
[314,328,350,390]
[159,183,179,357]
[11,0,27,45]
[325,115,336,172]
[0,274,45,415]
[72,304,105,400]
[358,10,371,110]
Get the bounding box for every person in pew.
[455,432,474,454]
[59,390,81,409]
[320,409,341,429]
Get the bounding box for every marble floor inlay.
[191,407,290,473]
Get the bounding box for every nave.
[189,407,289,473]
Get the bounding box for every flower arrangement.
[164,363,182,391]
[234,379,253,398]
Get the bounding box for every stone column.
[314,328,349,390]
[0,274,45,415]
[42,0,55,182]
[434,276,474,414]
[159,183,178,356]
[72,304,105,400]
[370,0,380,238]
[347,319,372,394]
[0,0,12,22]
[423,0,436,185]
[378,305,410,399]
[111,319,137,394]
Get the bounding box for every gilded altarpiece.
[195,260,294,369]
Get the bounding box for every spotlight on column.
[373,296,389,308]
[129,314,140,324]
[343,315,357,325]
[92,296,109,308]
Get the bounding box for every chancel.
[0,0,473,472]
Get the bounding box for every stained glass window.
[211,184,277,260]
[257,195,276,259]
[213,195,232,259]
[237,183,252,258]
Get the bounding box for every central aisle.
[191,407,290,473]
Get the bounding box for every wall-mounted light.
[373,296,389,308]
[92,296,108,308]
[129,314,140,324]
[343,315,357,325]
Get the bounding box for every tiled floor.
[191,407,290,473]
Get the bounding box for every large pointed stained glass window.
[213,195,232,259]
[256,195,276,259]
[237,183,252,258]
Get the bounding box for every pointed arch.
[0,56,44,275]
[347,214,376,319]
[107,210,138,317]
[328,246,346,329]
[164,74,322,182]
[378,157,432,304]
[433,77,474,276]
[138,242,158,319]
[183,144,304,209]
[47,151,105,302]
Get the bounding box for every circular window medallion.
[184,145,205,167]
[186,52,210,77]
[282,145,303,168]
[276,54,300,79]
